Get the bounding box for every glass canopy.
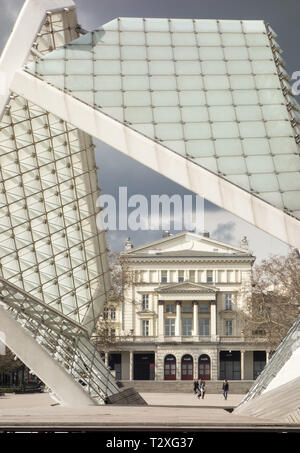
[26,18,300,219]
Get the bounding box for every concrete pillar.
[129,351,133,381]
[193,301,199,336]
[158,300,164,338]
[266,351,270,363]
[210,300,217,340]
[175,301,181,336]
[241,350,245,380]
[104,352,108,368]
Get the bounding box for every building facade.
[101,231,269,382]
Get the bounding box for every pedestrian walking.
[193,379,199,394]
[198,380,205,399]
[222,379,229,400]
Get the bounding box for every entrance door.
[253,351,266,379]
[220,351,241,380]
[164,355,176,380]
[133,353,155,380]
[198,354,210,380]
[181,354,193,380]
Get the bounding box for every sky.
[1,0,300,260]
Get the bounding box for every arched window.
[164,354,176,380]
[198,354,210,380]
[181,354,193,380]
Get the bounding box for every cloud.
[212,221,236,243]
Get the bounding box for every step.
[119,380,254,394]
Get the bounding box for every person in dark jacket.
[193,379,199,394]
[222,379,229,400]
[197,380,205,399]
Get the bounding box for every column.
[129,351,133,381]
[193,301,199,336]
[158,300,164,338]
[210,299,217,340]
[241,350,245,380]
[266,351,270,363]
[104,352,108,367]
[175,301,181,336]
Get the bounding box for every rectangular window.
[182,302,192,313]
[165,318,175,336]
[161,270,167,283]
[199,303,209,313]
[178,270,184,282]
[110,307,116,320]
[225,294,232,310]
[189,270,195,282]
[165,303,175,313]
[142,320,150,336]
[207,270,213,283]
[225,320,233,336]
[110,328,116,337]
[182,317,192,336]
[199,318,210,336]
[142,294,149,310]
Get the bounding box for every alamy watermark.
[97,187,204,233]
[0,331,6,356]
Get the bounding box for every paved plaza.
[0,392,287,430]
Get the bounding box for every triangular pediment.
[154,281,218,293]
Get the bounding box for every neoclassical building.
[102,231,269,382]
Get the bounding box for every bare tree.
[0,348,22,374]
[93,252,135,351]
[241,250,300,351]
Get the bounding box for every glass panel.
[175,61,201,75]
[199,47,224,60]
[269,137,299,155]
[229,75,255,90]
[227,60,252,74]
[170,18,194,32]
[212,122,239,138]
[239,121,266,138]
[120,31,146,45]
[218,156,247,174]
[147,46,173,60]
[122,76,149,91]
[153,107,181,123]
[125,107,153,123]
[144,18,169,32]
[219,20,243,32]
[184,123,211,139]
[246,155,275,173]
[215,138,243,156]
[201,61,227,75]
[223,47,249,60]
[221,33,246,46]
[245,34,270,46]
[122,60,148,75]
[204,75,230,90]
[150,76,177,91]
[177,76,203,90]
[242,21,266,33]
[186,140,215,157]
[248,47,273,60]
[243,138,270,155]
[196,33,221,46]
[94,75,122,90]
[146,32,172,46]
[119,17,144,31]
[172,32,196,46]
[265,121,293,137]
[94,45,120,59]
[274,155,300,172]
[179,91,206,106]
[181,106,209,122]
[232,90,259,105]
[155,123,183,140]
[250,173,279,192]
[251,60,277,74]
[235,105,262,121]
[193,157,218,172]
[194,20,218,33]
[94,60,121,75]
[124,91,151,106]
[152,91,179,106]
[121,46,147,60]
[209,106,236,122]
[255,75,281,89]
[149,60,175,75]
[206,90,232,105]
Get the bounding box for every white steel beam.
[0,0,76,117]
[11,69,300,250]
[0,305,97,406]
